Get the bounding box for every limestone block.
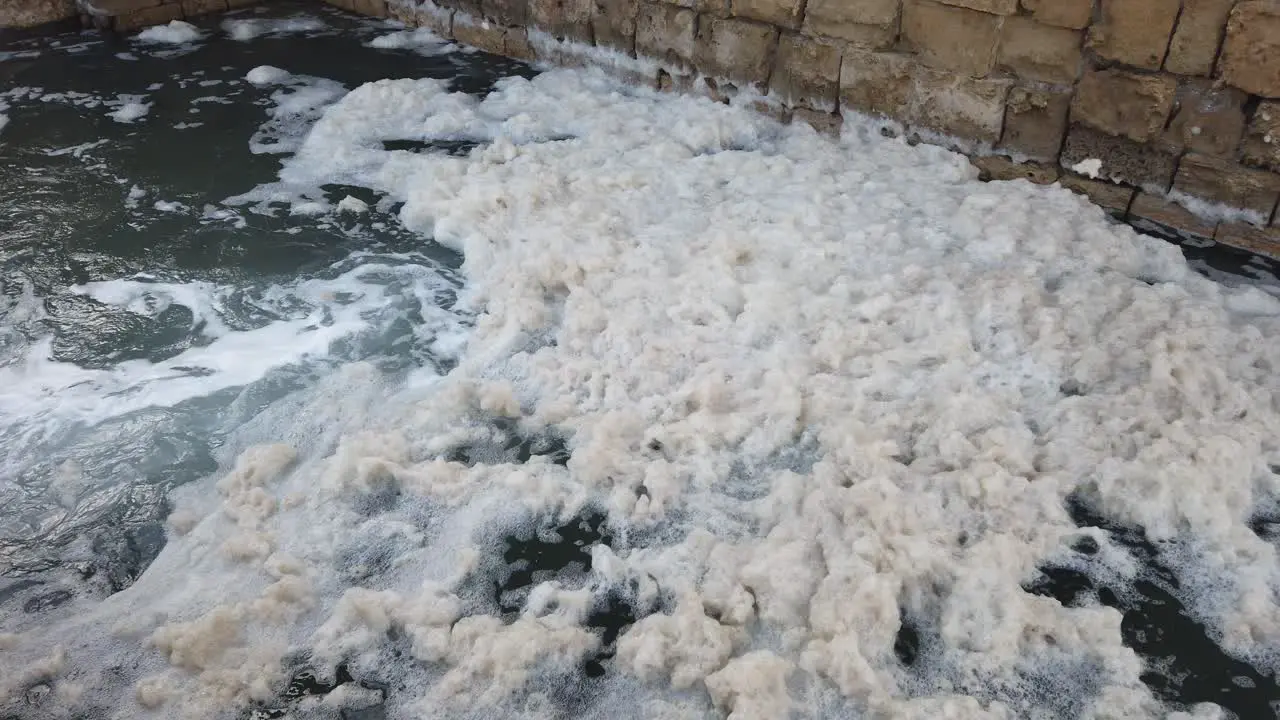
[2,0,76,26]
[635,2,696,66]
[996,15,1082,84]
[1059,173,1135,216]
[180,0,226,17]
[1220,1,1280,98]
[1173,153,1280,219]
[1164,0,1235,76]
[802,0,898,46]
[505,27,535,60]
[414,2,455,37]
[731,0,803,28]
[1071,68,1176,143]
[910,66,1012,144]
[840,49,915,121]
[694,17,778,86]
[668,0,726,15]
[593,0,638,53]
[1242,101,1280,172]
[354,0,389,17]
[901,0,1000,77]
[1216,222,1280,259]
[971,155,1060,184]
[1162,79,1246,158]
[1000,85,1070,160]
[1019,0,1091,29]
[386,0,412,22]
[1060,124,1178,189]
[937,0,1015,13]
[531,0,593,42]
[1087,0,1180,70]
[1130,193,1218,239]
[770,33,842,110]
[453,14,508,54]
[116,2,183,29]
[87,0,162,15]
[482,0,526,24]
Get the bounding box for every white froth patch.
[337,195,369,214]
[1072,158,1103,178]
[223,16,327,42]
[107,95,151,123]
[0,113,8,136]
[135,20,203,44]
[8,67,1280,720]
[246,64,291,86]
[367,27,454,55]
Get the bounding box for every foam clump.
[6,64,1280,720]
[135,20,203,44]
[245,64,291,86]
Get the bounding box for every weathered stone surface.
[996,16,1082,84]
[593,0,637,53]
[937,0,1015,13]
[414,1,455,37]
[387,0,414,22]
[1216,222,1280,259]
[483,0,526,24]
[1059,173,1136,216]
[504,26,536,60]
[971,155,1060,184]
[180,0,225,17]
[1242,101,1280,172]
[792,106,843,137]
[1162,79,1246,157]
[1087,0,1180,70]
[354,0,389,17]
[901,0,1000,77]
[1000,85,1070,159]
[1020,0,1091,29]
[911,66,1012,144]
[840,49,915,121]
[802,0,898,46]
[531,0,593,42]
[452,14,508,54]
[1130,193,1218,239]
[1164,0,1235,76]
[635,2,696,66]
[668,0,726,14]
[0,0,75,27]
[85,0,162,15]
[1060,124,1178,189]
[694,17,778,85]
[1220,1,1280,98]
[116,2,183,30]
[770,33,841,110]
[1071,68,1176,143]
[732,0,803,28]
[1173,153,1280,219]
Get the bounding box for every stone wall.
[0,0,259,32]
[331,0,1280,257]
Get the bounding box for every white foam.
[135,20,204,45]
[367,27,454,55]
[6,66,1280,720]
[246,65,291,86]
[0,113,8,136]
[107,94,151,123]
[1072,158,1103,179]
[223,16,327,42]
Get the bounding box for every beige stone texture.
[802,0,898,46]
[732,0,803,28]
[1000,85,1071,160]
[1071,68,1176,143]
[1059,173,1136,216]
[531,0,593,42]
[840,49,916,121]
[593,0,637,53]
[414,2,455,37]
[901,0,1001,77]
[483,0,527,24]
[0,0,75,27]
[770,33,842,110]
[1020,0,1091,29]
[1060,124,1178,189]
[937,0,1015,13]
[1162,79,1246,158]
[86,0,162,14]
[996,16,1082,85]
[635,2,697,66]
[116,2,184,30]
[1087,0,1180,70]
[1164,0,1235,76]
[910,66,1012,144]
[792,107,844,137]
[1220,1,1280,98]
[1242,101,1280,172]
[971,155,1060,184]
[354,0,388,17]
[453,14,508,54]
[1216,222,1280,259]
[1130,193,1218,239]
[387,0,414,23]
[180,0,225,17]
[694,17,779,85]
[1173,153,1280,219]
